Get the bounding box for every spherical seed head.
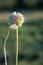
[8,12,25,27]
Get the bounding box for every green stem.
[16,27,18,65]
[4,29,10,65]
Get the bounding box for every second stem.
[16,27,18,65]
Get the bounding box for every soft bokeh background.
[0,0,43,65]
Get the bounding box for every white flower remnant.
[9,24,18,30]
[8,12,24,30]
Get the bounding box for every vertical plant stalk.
[4,29,10,65]
[16,27,18,65]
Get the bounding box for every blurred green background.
[0,0,43,65]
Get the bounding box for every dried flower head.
[8,12,24,27]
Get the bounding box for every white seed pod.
[8,12,25,27]
[9,24,18,30]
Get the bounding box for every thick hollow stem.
[16,27,18,65]
[4,29,10,65]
